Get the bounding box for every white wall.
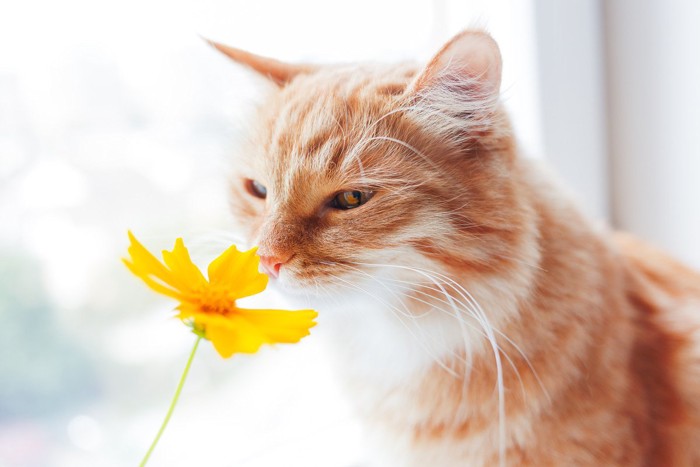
[605,0,700,268]
[533,0,609,220]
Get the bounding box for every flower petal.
[235,308,318,343]
[207,245,268,299]
[161,238,208,293]
[185,312,268,358]
[124,231,185,296]
[175,302,200,319]
[179,308,317,358]
[123,258,183,299]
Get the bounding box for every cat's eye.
[245,179,267,199]
[331,190,373,210]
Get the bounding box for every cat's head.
[216,31,533,299]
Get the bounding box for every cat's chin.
[263,271,329,302]
[262,279,334,315]
[265,269,372,310]
[267,271,311,294]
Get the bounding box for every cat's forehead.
[253,64,417,186]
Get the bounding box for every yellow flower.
[123,232,317,358]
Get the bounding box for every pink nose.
[258,253,292,278]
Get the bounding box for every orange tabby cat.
[212,31,700,466]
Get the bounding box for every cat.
[210,30,700,466]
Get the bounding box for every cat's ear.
[403,31,503,147]
[205,39,317,86]
[407,30,502,97]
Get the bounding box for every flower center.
[196,287,237,315]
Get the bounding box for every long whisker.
[358,261,547,393]
[420,267,548,399]
[350,261,508,464]
[326,272,460,377]
[380,277,528,401]
[393,276,542,391]
[315,259,549,467]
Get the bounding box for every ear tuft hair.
[403,30,504,147]
[408,30,502,95]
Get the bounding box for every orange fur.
[217,31,700,466]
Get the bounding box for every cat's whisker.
[380,277,530,403]
[326,272,461,378]
[341,263,475,338]
[403,264,551,462]
[350,260,509,463]
[188,229,248,253]
[417,266,549,402]
[337,264,481,386]
[342,265,434,319]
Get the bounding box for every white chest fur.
[271,265,524,466]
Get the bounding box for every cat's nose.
[258,252,292,278]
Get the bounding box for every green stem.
[140,335,202,467]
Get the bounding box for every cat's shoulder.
[612,231,700,300]
[612,231,700,339]
[614,231,700,447]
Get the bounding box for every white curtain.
[533,0,700,269]
[533,0,608,220]
[604,0,700,269]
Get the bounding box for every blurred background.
[0,0,698,466]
